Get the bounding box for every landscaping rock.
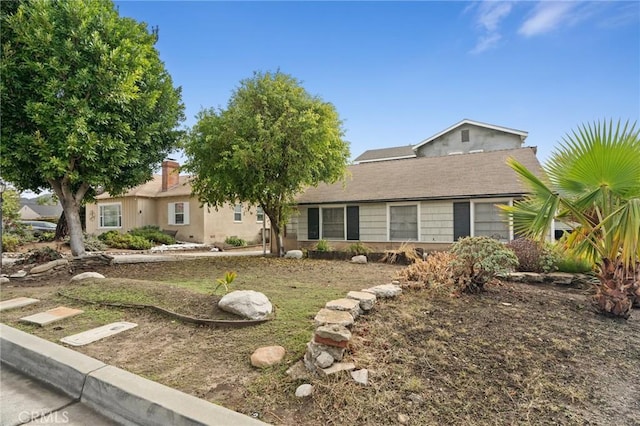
[286,361,311,381]
[284,250,303,259]
[218,290,273,320]
[346,290,376,311]
[307,341,346,362]
[30,259,69,275]
[295,384,313,398]
[0,277,9,284]
[362,283,402,298]
[10,270,27,278]
[315,324,352,346]
[325,298,361,319]
[350,369,368,385]
[546,272,574,285]
[321,362,355,376]
[250,345,286,368]
[70,272,105,282]
[398,413,410,424]
[519,272,544,283]
[314,308,354,327]
[315,351,334,368]
[407,393,425,405]
[351,255,367,264]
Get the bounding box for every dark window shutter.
[346,206,359,240]
[453,202,470,241]
[308,208,319,240]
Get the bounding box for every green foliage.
[129,226,176,245]
[1,0,185,256]
[315,239,331,252]
[224,236,247,247]
[98,231,152,250]
[81,234,107,252]
[346,242,371,255]
[506,238,557,273]
[554,252,594,274]
[450,237,519,293]
[214,271,237,294]
[2,234,21,252]
[1,188,21,231]
[184,70,350,256]
[501,119,640,318]
[37,231,56,242]
[23,246,63,264]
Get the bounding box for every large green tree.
[184,71,350,256]
[0,0,185,256]
[501,120,640,319]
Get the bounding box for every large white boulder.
[218,290,273,320]
[284,250,303,259]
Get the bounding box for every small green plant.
[224,236,247,247]
[555,252,593,273]
[315,239,331,252]
[346,242,371,255]
[506,238,557,273]
[37,231,56,242]
[2,234,21,252]
[450,236,519,293]
[214,271,237,294]
[82,234,108,252]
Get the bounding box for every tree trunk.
[50,179,88,257]
[594,258,634,319]
[271,220,283,257]
[55,211,68,240]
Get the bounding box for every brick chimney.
[161,160,180,192]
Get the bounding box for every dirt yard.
[1,255,639,425]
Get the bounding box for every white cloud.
[518,1,577,37]
[469,1,513,54]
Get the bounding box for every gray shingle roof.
[297,147,542,204]
[353,145,416,163]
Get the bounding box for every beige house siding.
[420,201,454,242]
[202,203,266,245]
[86,197,137,234]
[157,197,204,243]
[296,206,309,240]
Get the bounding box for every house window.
[99,204,121,228]
[322,207,345,239]
[234,203,243,222]
[461,129,470,142]
[474,202,508,241]
[256,206,264,222]
[168,202,189,225]
[389,205,418,240]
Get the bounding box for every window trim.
[98,203,122,229]
[461,129,470,142]
[387,202,420,241]
[256,206,264,223]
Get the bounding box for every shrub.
[555,252,593,273]
[129,225,176,245]
[450,236,519,293]
[37,231,56,242]
[2,234,21,252]
[23,246,63,264]
[83,234,107,252]
[382,242,422,264]
[399,251,457,292]
[225,236,247,247]
[98,231,152,250]
[346,242,371,255]
[506,238,557,273]
[315,239,331,252]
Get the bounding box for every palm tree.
[501,120,640,319]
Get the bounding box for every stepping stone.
[60,322,138,346]
[20,306,84,326]
[0,297,40,312]
[314,308,354,327]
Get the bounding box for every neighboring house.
[19,197,63,221]
[85,160,268,245]
[287,120,544,252]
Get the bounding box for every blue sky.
[116,0,639,164]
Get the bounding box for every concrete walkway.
[0,324,268,426]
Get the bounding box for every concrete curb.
[0,324,268,426]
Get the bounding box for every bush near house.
[224,236,247,247]
[129,225,176,245]
[506,238,557,273]
[98,230,153,250]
